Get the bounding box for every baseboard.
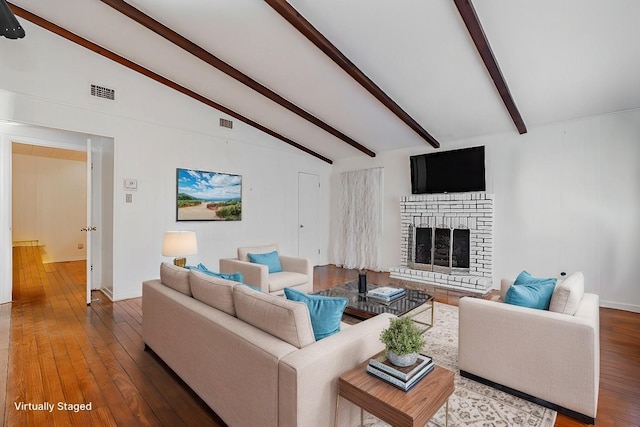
[99,287,114,301]
[460,370,595,425]
[600,300,640,313]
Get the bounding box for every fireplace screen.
[412,226,470,273]
[415,227,432,265]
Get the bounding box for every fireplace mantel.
[390,192,493,293]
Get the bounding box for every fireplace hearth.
[390,192,493,293]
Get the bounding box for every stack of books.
[366,353,434,391]
[366,286,406,303]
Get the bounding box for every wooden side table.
[335,355,454,427]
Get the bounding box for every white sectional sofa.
[458,274,600,424]
[143,263,393,427]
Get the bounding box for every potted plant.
[380,317,425,367]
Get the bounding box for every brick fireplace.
[389,192,493,294]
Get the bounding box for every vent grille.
[90,84,115,101]
[219,118,233,129]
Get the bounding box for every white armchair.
[459,274,599,424]
[219,244,313,295]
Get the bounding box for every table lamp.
[162,231,198,267]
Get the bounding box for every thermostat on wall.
[123,179,138,191]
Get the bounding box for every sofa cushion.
[188,263,244,283]
[504,271,556,310]
[549,272,584,315]
[160,262,191,296]
[189,269,238,316]
[284,288,348,340]
[233,285,315,348]
[237,243,279,262]
[248,250,283,273]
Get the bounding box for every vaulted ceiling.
[8,0,640,163]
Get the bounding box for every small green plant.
[380,317,425,356]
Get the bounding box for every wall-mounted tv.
[410,146,485,194]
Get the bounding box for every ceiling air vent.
[90,84,116,101]
[219,118,233,129]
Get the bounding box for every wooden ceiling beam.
[264,0,440,149]
[9,3,333,164]
[453,0,527,134]
[100,0,375,158]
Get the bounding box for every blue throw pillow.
[248,251,282,273]
[186,263,244,283]
[284,287,348,340]
[504,271,557,310]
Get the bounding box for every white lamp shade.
[162,231,198,257]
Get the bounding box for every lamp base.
[173,257,187,268]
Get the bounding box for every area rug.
[363,302,557,427]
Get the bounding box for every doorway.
[1,123,113,305]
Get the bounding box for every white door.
[84,138,93,304]
[298,172,320,264]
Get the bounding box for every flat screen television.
[410,146,485,194]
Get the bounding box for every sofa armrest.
[279,255,313,289]
[219,258,269,291]
[459,296,599,418]
[278,313,395,427]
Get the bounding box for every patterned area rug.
[363,302,557,427]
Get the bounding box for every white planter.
[387,350,418,367]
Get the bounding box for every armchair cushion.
[248,251,283,273]
[269,272,309,293]
[284,287,348,340]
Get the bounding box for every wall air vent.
[90,84,115,101]
[219,118,233,129]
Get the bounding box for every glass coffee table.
[315,282,434,329]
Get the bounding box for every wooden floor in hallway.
[2,249,639,426]
[5,246,224,426]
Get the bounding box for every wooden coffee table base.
[335,355,454,427]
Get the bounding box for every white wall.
[0,21,331,302]
[12,153,87,262]
[331,109,640,312]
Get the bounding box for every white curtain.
[332,167,383,271]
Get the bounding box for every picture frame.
[176,168,242,221]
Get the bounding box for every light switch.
[126,193,132,203]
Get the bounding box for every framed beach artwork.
[176,168,242,221]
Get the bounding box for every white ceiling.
[11,0,640,163]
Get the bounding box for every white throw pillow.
[549,272,584,315]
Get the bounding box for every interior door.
[298,172,320,264]
[84,138,94,305]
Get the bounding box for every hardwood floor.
[3,251,639,426]
[6,246,224,427]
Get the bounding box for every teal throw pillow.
[248,251,282,273]
[284,287,348,340]
[186,263,244,283]
[504,271,557,310]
